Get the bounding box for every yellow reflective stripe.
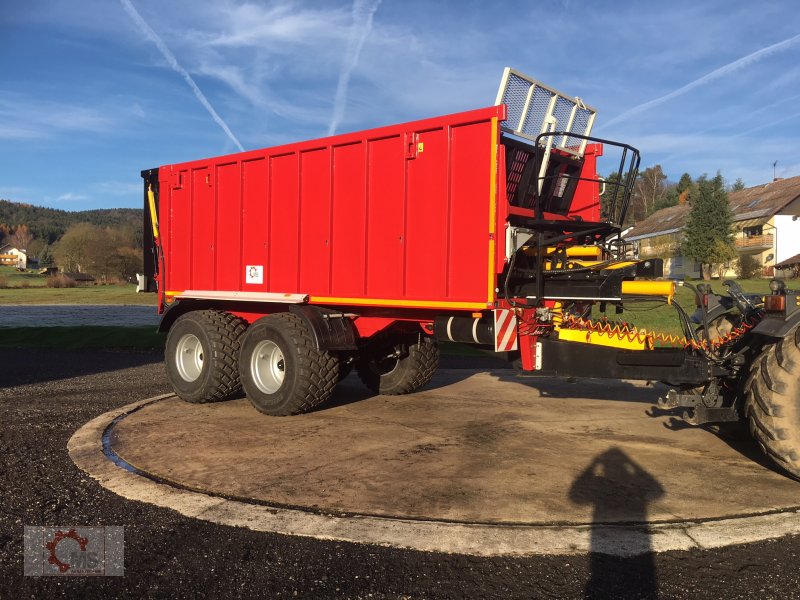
[310,296,487,310]
[488,117,498,305]
[147,185,160,239]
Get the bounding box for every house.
[776,253,800,279]
[0,244,30,269]
[623,176,800,278]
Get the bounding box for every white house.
[0,244,29,269]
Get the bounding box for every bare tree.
[631,165,667,220]
[8,224,33,250]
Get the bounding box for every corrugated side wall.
[159,106,501,309]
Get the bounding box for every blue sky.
[1,0,800,211]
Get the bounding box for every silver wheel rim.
[251,340,285,394]
[175,333,204,382]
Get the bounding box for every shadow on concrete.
[490,370,664,404]
[646,406,791,478]
[569,447,664,599]
[0,348,163,388]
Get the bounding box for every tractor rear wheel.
[744,324,800,478]
[357,335,439,395]
[239,312,339,416]
[165,310,247,403]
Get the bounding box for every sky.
[1,0,800,211]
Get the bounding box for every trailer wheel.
[165,310,247,403]
[744,324,800,478]
[357,335,439,395]
[239,313,339,416]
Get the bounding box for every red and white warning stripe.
[494,309,518,352]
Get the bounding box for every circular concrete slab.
[70,369,800,556]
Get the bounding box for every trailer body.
[149,104,600,315]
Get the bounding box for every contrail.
[605,32,800,128]
[119,0,244,151]
[328,0,382,136]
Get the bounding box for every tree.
[731,177,746,192]
[681,173,736,280]
[650,186,680,215]
[27,238,45,259]
[53,223,95,272]
[38,244,55,268]
[675,172,697,205]
[9,224,33,250]
[631,165,667,221]
[736,254,760,279]
[676,173,694,194]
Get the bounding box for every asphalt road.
[2,348,800,599]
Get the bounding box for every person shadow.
[569,447,665,599]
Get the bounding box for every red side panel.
[299,148,332,294]
[449,121,494,301]
[269,153,300,292]
[158,105,504,310]
[406,128,448,299]
[215,162,241,291]
[241,158,269,291]
[331,143,367,297]
[190,167,214,290]
[365,136,405,298]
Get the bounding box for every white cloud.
[605,32,800,127]
[328,0,382,136]
[56,192,90,202]
[119,0,245,151]
[0,96,114,140]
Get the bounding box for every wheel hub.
[251,340,285,394]
[175,334,204,382]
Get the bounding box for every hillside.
[0,199,143,244]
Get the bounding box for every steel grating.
[495,68,597,156]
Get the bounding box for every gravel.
[1,347,800,599]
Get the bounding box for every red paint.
[157,106,505,309]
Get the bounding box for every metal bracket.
[683,406,740,426]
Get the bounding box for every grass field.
[0,265,157,305]
[0,285,157,305]
[0,265,48,288]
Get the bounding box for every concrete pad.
[69,370,800,556]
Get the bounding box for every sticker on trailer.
[494,309,518,352]
[245,265,263,285]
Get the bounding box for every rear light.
[764,295,786,312]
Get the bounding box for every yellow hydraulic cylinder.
[525,246,603,259]
[621,280,675,303]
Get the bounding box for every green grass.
[0,265,48,288]
[0,284,157,305]
[601,278,772,337]
[0,326,164,349]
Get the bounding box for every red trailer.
[142,69,800,479]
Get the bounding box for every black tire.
[744,324,800,478]
[357,335,439,395]
[165,310,247,403]
[239,313,339,416]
